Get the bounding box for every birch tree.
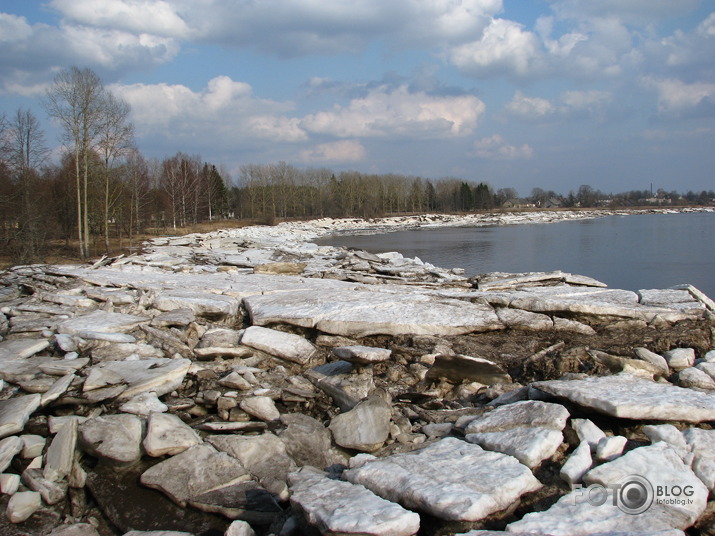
[161,152,201,229]
[124,150,151,245]
[44,66,105,258]
[97,92,134,251]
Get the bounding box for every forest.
[1,66,714,265]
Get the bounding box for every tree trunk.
[83,150,89,258]
[104,168,110,253]
[75,148,84,258]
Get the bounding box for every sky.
[1,0,714,196]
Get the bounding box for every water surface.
[317,212,715,297]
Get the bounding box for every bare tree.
[495,187,518,206]
[0,109,49,262]
[271,161,295,218]
[161,155,181,230]
[161,152,201,229]
[123,150,151,246]
[97,92,134,251]
[44,66,105,258]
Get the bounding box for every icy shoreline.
[149,206,715,253]
[0,207,714,535]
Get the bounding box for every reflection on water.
[317,212,715,297]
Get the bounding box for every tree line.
[1,66,713,264]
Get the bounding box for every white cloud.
[45,0,506,58]
[404,0,501,45]
[698,13,715,37]
[536,16,587,57]
[202,76,252,110]
[49,0,191,38]
[470,134,533,159]
[111,79,488,159]
[0,13,32,42]
[245,116,308,143]
[449,18,542,76]
[551,17,635,79]
[61,25,179,69]
[112,76,308,148]
[299,140,366,163]
[0,10,180,94]
[447,3,706,81]
[652,12,715,75]
[446,12,630,80]
[0,0,510,101]
[6,0,711,90]
[2,78,49,98]
[505,91,555,119]
[301,85,485,139]
[505,89,611,120]
[113,82,193,127]
[644,77,715,113]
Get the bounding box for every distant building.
[638,197,672,205]
[541,197,562,209]
[502,198,536,209]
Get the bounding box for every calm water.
[318,212,715,298]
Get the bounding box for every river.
[316,211,715,298]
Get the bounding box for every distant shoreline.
[188,206,715,248]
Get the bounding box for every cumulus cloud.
[443,6,634,80]
[190,0,505,54]
[0,9,180,94]
[644,77,715,113]
[60,25,179,69]
[0,13,33,41]
[301,85,485,139]
[449,18,542,76]
[45,0,506,59]
[5,0,712,90]
[49,0,191,38]
[698,13,715,37]
[0,0,509,95]
[112,76,308,148]
[299,140,366,163]
[536,16,586,57]
[446,10,638,80]
[470,134,533,159]
[401,0,501,46]
[648,12,715,79]
[112,77,488,158]
[245,116,308,143]
[505,91,555,119]
[505,89,612,120]
[445,2,711,81]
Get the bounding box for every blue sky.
[1,0,714,196]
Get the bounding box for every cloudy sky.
[1,0,714,195]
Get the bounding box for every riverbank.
[182,206,714,244]
[0,213,714,535]
[313,208,715,298]
[6,206,710,271]
[131,207,713,273]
